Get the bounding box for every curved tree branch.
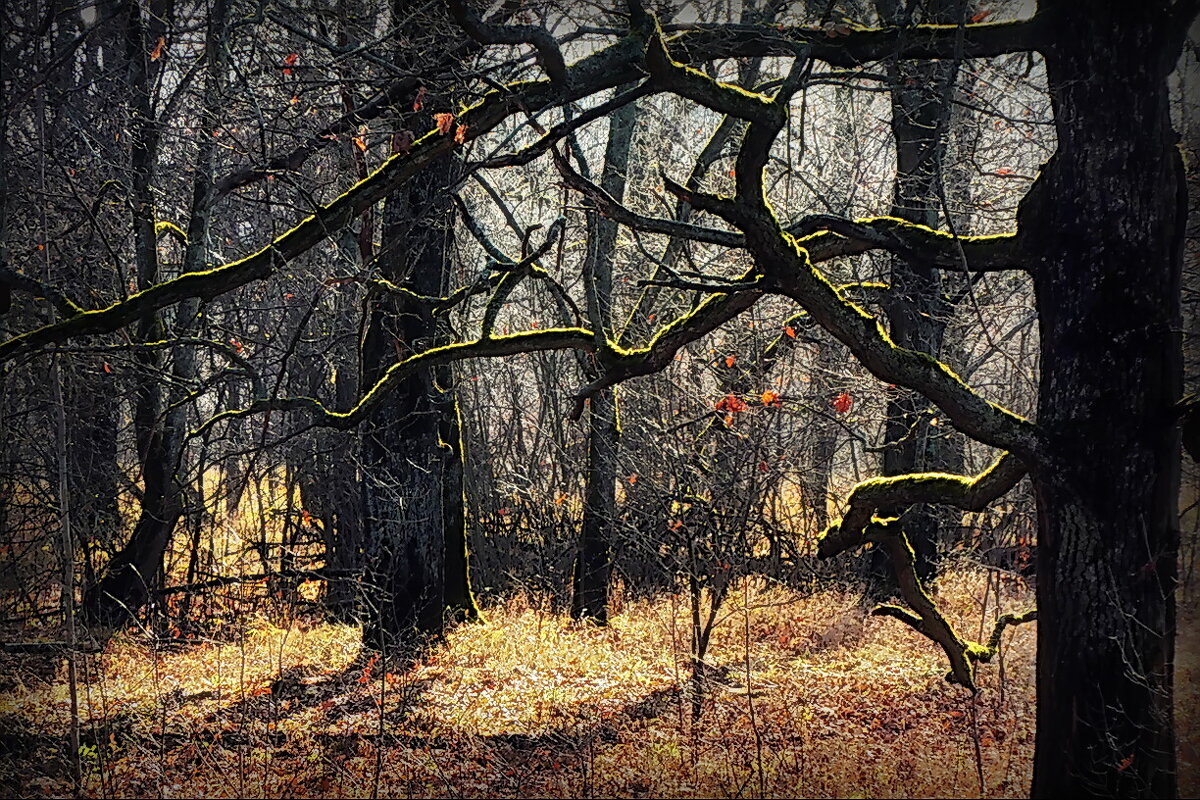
[817,451,1027,558]
[447,0,568,85]
[197,327,595,435]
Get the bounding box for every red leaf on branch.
[994,167,1015,176]
[150,36,166,61]
[352,135,367,152]
[784,325,797,339]
[761,390,781,407]
[725,354,736,368]
[832,392,853,414]
[413,86,426,112]
[102,362,112,374]
[434,113,454,134]
[454,124,468,144]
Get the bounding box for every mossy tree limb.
[816,452,1027,558]
[668,17,1045,66]
[867,526,1036,690]
[195,327,595,435]
[0,32,656,365]
[812,455,1033,689]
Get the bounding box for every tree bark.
[868,0,958,592]
[571,90,638,623]
[1026,5,1182,795]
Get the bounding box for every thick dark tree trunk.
[868,0,957,592]
[360,129,470,645]
[1026,5,1182,796]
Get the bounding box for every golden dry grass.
[0,566,1062,799]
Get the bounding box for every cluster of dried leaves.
[1,568,1195,799]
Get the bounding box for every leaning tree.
[2,1,1195,796]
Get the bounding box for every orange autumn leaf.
[715,395,748,414]
[724,354,736,368]
[970,9,994,23]
[761,390,781,407]
[413,86,426,112]
[784,325,797,339]
[150,36,165,61]
[101,361,112,374]
[995,167,1015,176]
[352,135,367,152]
[434,112,454,134]
[229,338,244,353]
[454,123,468,144]
[627,473,638,485]
[358,653,379,685]
[284,52,299,66]
[832,391,853,414]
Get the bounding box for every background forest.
[1,0,1197,797]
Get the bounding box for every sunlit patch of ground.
[8,565,1180,798]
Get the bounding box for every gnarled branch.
[817,452,1028,558]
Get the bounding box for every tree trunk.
[869,0,957,591]
[572,386,619,622]
[438,361,479,621]
[359,126,457,646]
[1027,5,1182,795]
[571,91,638,623]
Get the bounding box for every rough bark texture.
[571,93,637,623]
[1025,4,1183,796]
[360,150,451,646]
[868,0,957,591]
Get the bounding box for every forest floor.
[0,566,1195,799]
